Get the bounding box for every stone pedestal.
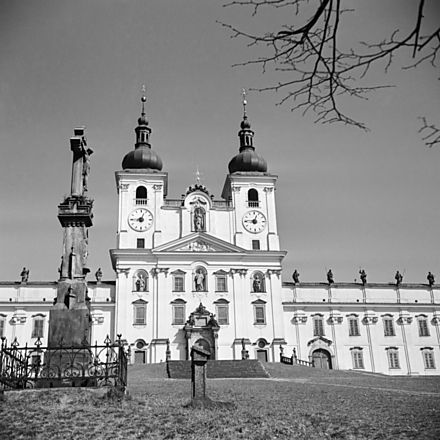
[49,280,92,347]
[191,344,210,402]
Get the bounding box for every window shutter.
[134,305,146,325]
[0,320,4,338]
[217,305,229,325]
[314,318,324,336]
[32,319,44,338]
[418,319,430,337]
[255,305,265,324]
[349,319,359,336]
[173,305,185,325]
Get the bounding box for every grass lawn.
[1,363,439,439]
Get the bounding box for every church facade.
[1,97,439,376]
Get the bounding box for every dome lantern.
[228,89,267,174]
[122,87,163,171]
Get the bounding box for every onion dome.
[228,89,267,174]
[122,94,163,171]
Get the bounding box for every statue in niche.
[292,270,300,284]
[253,276,261,292]
[427,271,435,286]
[327,269,334,284]
[95,268,103,282]
[395,271,403,286]
[194,269,205,291]
[193,206,205,232]
[359,269,367,285]
[135,274,147,292]
[20,267,29,282]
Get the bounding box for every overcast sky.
[0,0,439,284]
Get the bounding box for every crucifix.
[141,84,147,110]
[70,128,93,197]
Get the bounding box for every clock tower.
[221,91,280,252]
[115,93,168,251]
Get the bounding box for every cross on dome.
[194,166,203,185]
[242,88,247,118]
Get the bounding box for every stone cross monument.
[48,127,94,348]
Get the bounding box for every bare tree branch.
[419,117,440,148]
[221,0,439,138]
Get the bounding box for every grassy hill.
[1,362,439,439]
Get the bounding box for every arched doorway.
[312,349,332,369]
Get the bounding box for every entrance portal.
[256,350,268,362]
[312,349,332,369]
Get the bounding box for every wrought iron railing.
[0,335,128,390]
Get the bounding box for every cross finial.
[140,84,147,114]
[194,166,203,185]
[242,88,247,117]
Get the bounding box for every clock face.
[128,208,153,232]
[242,210,266,233]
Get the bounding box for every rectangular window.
[313,318,325,336]
[137,238,145,249]
[418,319,430,337]
[348,318,360,336]
[388,351,400,369]
[173,305,185,325]
[254,305,266,325]
[352,351,364,369]
[423,351,436,369]
[173,276,184,292]
[252,240,260,250]
[216,305,229,325]
[32,319,44,338]
[0,319,5,338]
[383,318,395,336]
[216,276,227,292]
[134,304,147,325]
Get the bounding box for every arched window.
[312,314,325,336]
[31,314,46,338]
[386,347,400,369]
[133,300,147,325]
[214,299,229,325]
[251,271,265,293]
[252,300,267,325]
[350,347,364,369]
[247,189,259,207]
[171,299,187,325]
[133,270,149,292]
[136,186,148,205]
[421,347,436,369]
[416,315,430,337]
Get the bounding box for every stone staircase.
[167,359,270,379]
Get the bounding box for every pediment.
[153,233,246,254]
[307,336,332,347]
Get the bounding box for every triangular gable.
[153,232,246,254]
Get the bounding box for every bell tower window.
[136,186,148,205]
[247,189,259,207]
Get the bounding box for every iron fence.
[0,335,128,390]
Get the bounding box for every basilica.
[1,95,439,376]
